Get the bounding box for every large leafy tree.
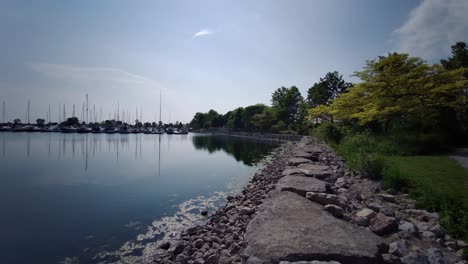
[242,104,267,131]
[311,53,468,131]
[441,42,468,140]
[271,86,304,127]
[307,71,352,108]
[251,107,277,132]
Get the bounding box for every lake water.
[0,132,278,264]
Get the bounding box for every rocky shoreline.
[155,137,467,264]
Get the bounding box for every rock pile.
[155,137,467,264]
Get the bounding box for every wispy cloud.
[394,0,468,59]
[192,29,214,39]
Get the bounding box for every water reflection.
[192,134,278,165]
[0,132,277,264]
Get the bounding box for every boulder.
[369,213,398,236]
[400,252,429,264]
[297,163,332,180]
[306,192,340,206]
[388,239,409,257]
[240,207,255,216]
[282,168,308,177]
[426,247,445,264]
[378,194,396,203]
[279,261,341,264]
[289,157,313,166]
[399,221,419,235]
[430,225,446,238]
[278,176,330,196]
[356,208,377,219]
[243,191,386,264]
[293,151,320,161]
[324,204,343,218]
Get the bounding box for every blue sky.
[1,0,467,123]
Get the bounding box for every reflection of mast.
[27,133,30,157]
[85,134,88,171]
[158,134,161,176]
[48,134,51,159]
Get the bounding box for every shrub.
[313,122,349,144]
[382,163,411,192]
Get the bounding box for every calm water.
[0,132,277,264]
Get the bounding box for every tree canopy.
[307,71,352,108]
[310,53,468,131]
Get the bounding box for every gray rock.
[278,176,330,196]
[379,194,396,203]
[399,221,419,235]
[306,192,340,206]
[401,252,429,264]
[444,240,457,250]
[324,204,343,218]
[380,207,395,217]
[356,208,377,219]
[282,168,308,176]
[430,225,446,238]
[279,261,341,264]
[355,216,370,227]
[159,241,171,250]
[367,202,382,212]
[369,213,398,236]
[194,258,205,264]
[206,253,219,264]
[175,253,189,264]
[243,191,386,264]
[426,247,445,264]
[240,207,255,216]
[335,177,347,188]
[289,157,312,166]
[389,239,409,257]
[293,151,320,161]
[194,238,204,249]
[381,253,401,264]
[457,240,468,249]
[297,163,332,179]
[422,231,437,239]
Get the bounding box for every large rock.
[289,157,313,166]
[297,163,332,179]
[306,192,341,206]
[243,191,386,264]
[278,176,330,196]
[369,213,398,236]
[293,151,320,161]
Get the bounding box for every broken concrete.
[277,175,330,196]
[243,191,386,264]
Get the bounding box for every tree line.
[190,42,468,145]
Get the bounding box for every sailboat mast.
[48,104,51,124]
[140,106,142,123]
[73,104,75,118]
[86,94,89,124]
[159,90,162,124]
[2,101,5,124]
[27,100,30,124]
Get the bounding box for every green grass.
[387,156,468,208]
[386,155,468,240]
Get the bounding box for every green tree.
[242,104,267,131]
[251,107,277,132]
[310,53,468,133]
[271,86,304,128]
[190,112,207,129]
[307,71,352,108]
[36,118,46,126]
[441,42,468,141]
[227,107,244,130]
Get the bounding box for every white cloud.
[394,0,468,59]
[192,29,214,39]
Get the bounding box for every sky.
[1,0,467,124]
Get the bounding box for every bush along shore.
[155,137,467,264]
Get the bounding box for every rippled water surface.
[0,132,277,264]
